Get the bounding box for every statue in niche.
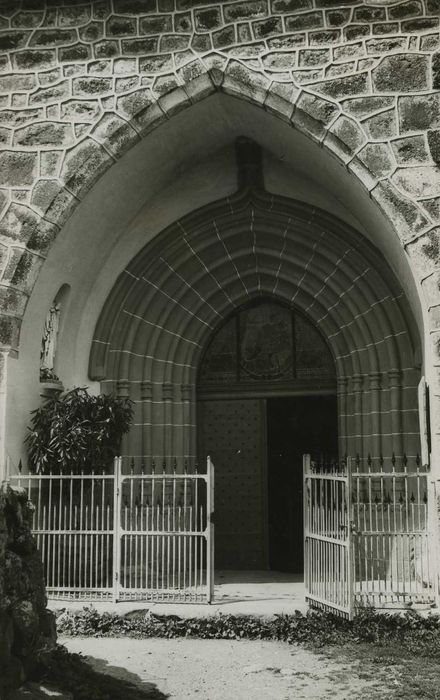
[40,302,60,381]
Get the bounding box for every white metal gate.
[304,454,436,617]
[9,457,215,603]
[303,454,353,618]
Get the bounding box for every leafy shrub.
[26,387,133,473]
[56,606,440,655]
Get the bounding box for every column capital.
[388,369,402,387]
[181,384,192,402]
[140,381,153,400]
[162,382,173,401]
[369,372,382,390]
[116,380,130,398]
[352,373,364,392]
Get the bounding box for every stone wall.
[0,0,439,351]
[0,482,56,698]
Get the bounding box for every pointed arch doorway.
[197,298,338,574]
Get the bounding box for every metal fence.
[304,454,436,615]
[303,456,353,618]
[352,459,433,607]
[9,457,214,603]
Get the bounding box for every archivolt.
[90,188,415,386]
[89,143,419,463]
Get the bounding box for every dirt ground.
[62,636,387,699]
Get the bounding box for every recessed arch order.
[89,138,421,468]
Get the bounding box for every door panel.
[197,398,267,570]
[267,396,338,573]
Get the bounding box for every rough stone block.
[362,108,397,140]
[114,0,156,12]
[389,0,423,19]
[94,40,119,58]
[58,5,91,27]
[268,33,306,49]
[428,130,440,165]
[0,74,35,93]
[433,53,440,91]
[392,166,440,198]
[61,138,114,197]
[293,91,339,141]
[312,72,369,99]
[326,9,350,26]
[91,112,139,157]
[366,37,406,55]
[212,25,236,48]
[0,314,21,349]
[0,31,30,51]
[29,29,77,47]
[0,152,37,187]
[107,15,137,37]
[344,25,370,42]
[422,272,440,308]
[58,43,91,63]
[333,43,364,61]
[153,73,179,97]
[407,228,440,276]
[195,8,223,31]
[140,15,173,34]
[12,50,55,70]
[60,99,101,121]
[223,60,270,105]
[72,77,112,97]
[79,21,104,42]
[402,18,439,33]
[358,142,394,178]
[29,81,70,106]
[160,34,191,51]
[191,33,212,51]
[0,108,44,128]
[372,54,429,93]
[392,135,430,165]
[285,11,323,31]
[174,12,193,33]
[14,122,73,148]
[309,29,341,45]
[326,61,356,77]
[399,94,440,132]
[354,6,385,22]
[224,1,268,21]
[253,17,283,38]
[372,181,430,242]
[299,48,330,67]
[262,52,296,70]
[116,87,154,118]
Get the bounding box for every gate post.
[207,456,215,603]
[112,456,121,602]
[303,453,311,601]
[346,456,354,620]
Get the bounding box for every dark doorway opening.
[267,395,338,573]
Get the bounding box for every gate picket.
[9,457,214,603]
[303,454,353,619]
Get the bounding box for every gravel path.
[62,636,384,699]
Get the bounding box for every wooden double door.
[198,395,338,573]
